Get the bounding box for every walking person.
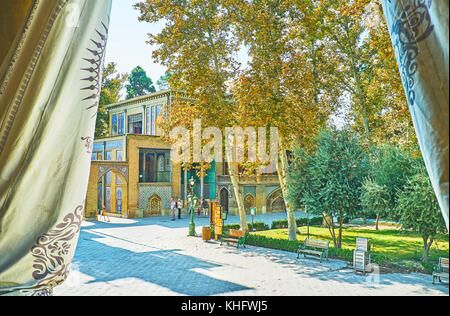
[170,198,176,221]
[177,198,182,219]
[202,199,209,217]
[100,204,110,222]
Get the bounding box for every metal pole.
[307,207,310,240]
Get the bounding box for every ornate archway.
[146,194,162,217]
[219,187,229,213]
[244,193,255,214]
[266,188,286,213]
[97,168,128,216]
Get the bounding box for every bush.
[248,222,270,231]
[327,247,353,262]
[271,217,323,229]
[223,224,241,231]
[246,234,300,253]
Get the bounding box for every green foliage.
[246,234,300,253]
[289,128,369,219]
[287,128,369,248]
[368,144,423,219]
[125,66,156,99]
[253,226,449,273]
[327,247,354,262]
[156,72,172,91]
[96,62,128,138]
[360,179,390,219]
[271,217,323,229]
[420,261,436,275]
[248,222,270,231]
[223,224,241,231]
[397,170,446,261]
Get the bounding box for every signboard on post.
[250,207,256,231]
[212,202,223,240]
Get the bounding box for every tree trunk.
[226,149,248,232]
[200,174,204,201]
[325,214,337,248]
[276,145,297,241]
[422,236,434,262]
[337,213,344,249]
[375,213,380,231]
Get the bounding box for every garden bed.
[249,226,449,274]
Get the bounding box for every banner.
[381,0,449,229]
[0,0,112,295]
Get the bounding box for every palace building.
[84,90,286,219]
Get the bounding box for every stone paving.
[53,213,449,296]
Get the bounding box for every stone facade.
[84,90,284,220]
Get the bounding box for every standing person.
[202,199,209,217]
[170,198,176,221]
[177,198,182,219]
[101,204,110,223]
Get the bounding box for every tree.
[360,179,390,230]
[135,0,251,230]
[397,170,447,262]
[96,62,128,138]
[227,0,338,240]
[156,72,172,91]
[125,66,156,99]
[371,144,422,212]
[289,128,369,248]
[321,0,416,148]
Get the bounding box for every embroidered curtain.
[0,0,112,295]
[382,0,449,230]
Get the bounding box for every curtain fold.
[0,0,112,295]
[381,0,449,230]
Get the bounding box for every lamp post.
[188,176,197,236]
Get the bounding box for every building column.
[256,185,265,215]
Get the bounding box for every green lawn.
[251,225,449,269]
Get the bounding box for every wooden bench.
[297,239,329,262]
[353,237,371,274]
[220,229,248,249]
[433,257,449,284]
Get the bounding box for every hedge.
[271,216,323,229]
[246,234,300,253]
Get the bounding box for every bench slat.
[433,272,449,279]
[298,249,322,256]
[223,238,238,243]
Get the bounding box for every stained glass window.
[128,114,142,134]
[106,171,112,185]
[151,106,156,135]
[111,114,118,135]
[146,107,151,135]
[118,113,125,135]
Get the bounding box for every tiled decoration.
[138,185,172,210]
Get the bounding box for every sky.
[104,0,167,97]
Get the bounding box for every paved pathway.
[54,214,449,296]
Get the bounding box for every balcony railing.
[139,171,172,183]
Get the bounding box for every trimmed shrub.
[246,234,300,253]
[327,247,353,262]
[248,222,270,231]
[271,217,323,229]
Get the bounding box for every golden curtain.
[0,0,112,295]
[382,0,449,230]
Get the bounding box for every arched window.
[244,193,255,214]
